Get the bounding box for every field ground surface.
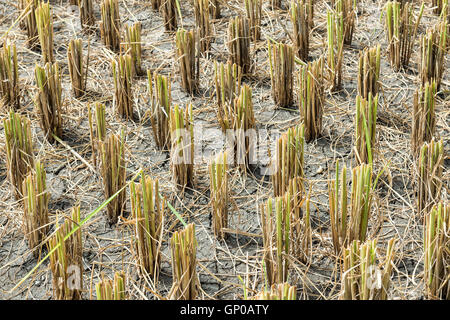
[0,0,448,300]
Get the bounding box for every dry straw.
[416,138,444,220]
[22,160,48,255]
[78,0,96,29]
[49,206,82,300]
[125,22,143,76]
[411,80,436,156]
[357,44,381,100]
[214,60,242,131]
[268,41,294,108]
[384,1,424,72]
[67,38,87,98]
[21,0,39,49]
[100,133,126,224]
[289,0,312,61]
[298,57,324,142]
[328,160,374,255]
[272,125,305,197]
[35,1,54,64]
[245,0,262,42]
[162,0,178,31]
[176,28,199,94]
[95,272,126,300]
[341,239,396,300]
[209,151,229,240]
[170,223,199,300]
[148,70,171,150]
[233,84,256,171]
[327,9,344,91]
[254,283,297,300]
[100,0,121,52]
[194,0,212,54]
[0,41,20,109]
[335,0,356,45]
[4,111,34,200]
[424,202,449,300]
[228,16,252,74]
[88,102,107,167]
[420,21,447,90]
[355,93,378,165]
[112,54,134,120]
[34,62,63,144]
[130,172,165,282]
[169,104,195,191]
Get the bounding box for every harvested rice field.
[0,0,448,300]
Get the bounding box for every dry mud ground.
[0,0,449,299]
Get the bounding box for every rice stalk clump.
[416,138,444,220]
[49,206,83,300]
[67,38,87,98]
[95,272,126,300]
[355,93,378,165]
[112,54,134,120]
[169,223,199,300]
[357,44,381,100]
[424,202,449,300]
[169,104,195,191]
[22,160,49,256]
[130,172,165,281]
[99,133,127,224]
[34,62,63,143]
[272,125,305,197]
[100,0,121,52]
[228,16,252,74]
[268,41,294,108]
[327,9,344,91]
[125,22,143,76]
[289,0,312,61]
[383,1,424,71]
[209,151,229,240]
[4,111,34,200]
[35,1,54,64]
[214,61,242,131]
[176,28,199,94]
[0,41,20,109]
[298,57,324,142]
[148,71,171,150]
[420,21,447,91]
[411,80,436,156]
[341,238,396,300]
[79,0,96,30]
[162,0,178,31]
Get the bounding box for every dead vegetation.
[0,0,448,301]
